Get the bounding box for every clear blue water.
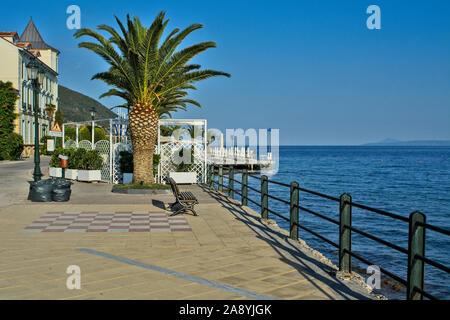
[230,146,450,299]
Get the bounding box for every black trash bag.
[52,178,73,202]
[28,179,54,202]
[52,178,73,188]
[52,187,72,202]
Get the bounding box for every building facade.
[0,18,59,156]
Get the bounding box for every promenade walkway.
[0,159,376,300]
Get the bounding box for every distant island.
[363,138,450,147]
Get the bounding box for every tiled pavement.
[23,211,191,233]
[0,184,376,300]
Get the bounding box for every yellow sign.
[50,123,62,132]
[49,123,62,137]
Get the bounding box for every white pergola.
[158,119,207,184]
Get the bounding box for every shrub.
[119,151,133,173]
[0,133,24,160]
[119,151,160,175]
[8,133,24,160]
[79,125,107,143]
[50,147,64,167]
[40,135,52,155]
[0,81,20,160]
[0,81,18,137]
[69,148,86,169]
[79,149,103,170]
[64,127,76,141]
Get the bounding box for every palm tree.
[74,12,230,184]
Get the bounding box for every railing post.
[407,211,426,300]
[339,193,352,273]
[210,165,215,188]
[218,165,223,192]
[261,175,268,220]
[290,181,299,240]
[229,166,234,199]
[242,169,248,206]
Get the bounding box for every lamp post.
[27,57,44,182]
[90,106,96,147]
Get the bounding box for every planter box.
[123,173,133,184]
[78,170,101,182]
[49,167,62,178]
[65,169,78,180]
[169,172,197,184]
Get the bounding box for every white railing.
[207,147,273,166]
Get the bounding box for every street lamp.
[90,106,96,145]
[27,56,44,182]
[90,106,96,121]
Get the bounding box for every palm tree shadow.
[152,199,167,211]
[199,184,372,300]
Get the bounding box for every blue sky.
[2,0,449,145]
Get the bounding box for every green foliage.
[172,147,194,172]
[64,127,76,141]
[0,81,20,160]
[119,150,133,173]
[44,103,56,116]
[0,133,24,160]
[50,147,65,167]
[73,12,230,118]
[55,137,63,149]
[8,133,24,160]
[119,151,160,175]
[114,183,170,190]
[0,81,18,136]
[54,107,63,127]
[40,135,51,155]
[79,149,103,170]
[153,154,161,167]
[79,125,107,142]
[68,148,86,169]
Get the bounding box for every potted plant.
[49,147,64,177]
[65,148,85,180]
[77,149,103,182]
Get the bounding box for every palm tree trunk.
[129,103,159,184]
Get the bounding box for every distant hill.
[363,139,450,146]
[58,85,117,123]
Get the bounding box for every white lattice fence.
[113,142,132,184]
[159,141,205,184]
[78,140,92,150]
[65,140,76,149]
[95,140,111,182]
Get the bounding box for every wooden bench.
[167,177,199,216]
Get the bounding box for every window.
[21,85,25,111]
[21,117,25,143]
[27,119,31,145]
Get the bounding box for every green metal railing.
[206,164,450,300]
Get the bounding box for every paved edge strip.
[76,248,278,300]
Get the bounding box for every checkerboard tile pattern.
[22,211,192,233]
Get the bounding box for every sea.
[235,146,450,299]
